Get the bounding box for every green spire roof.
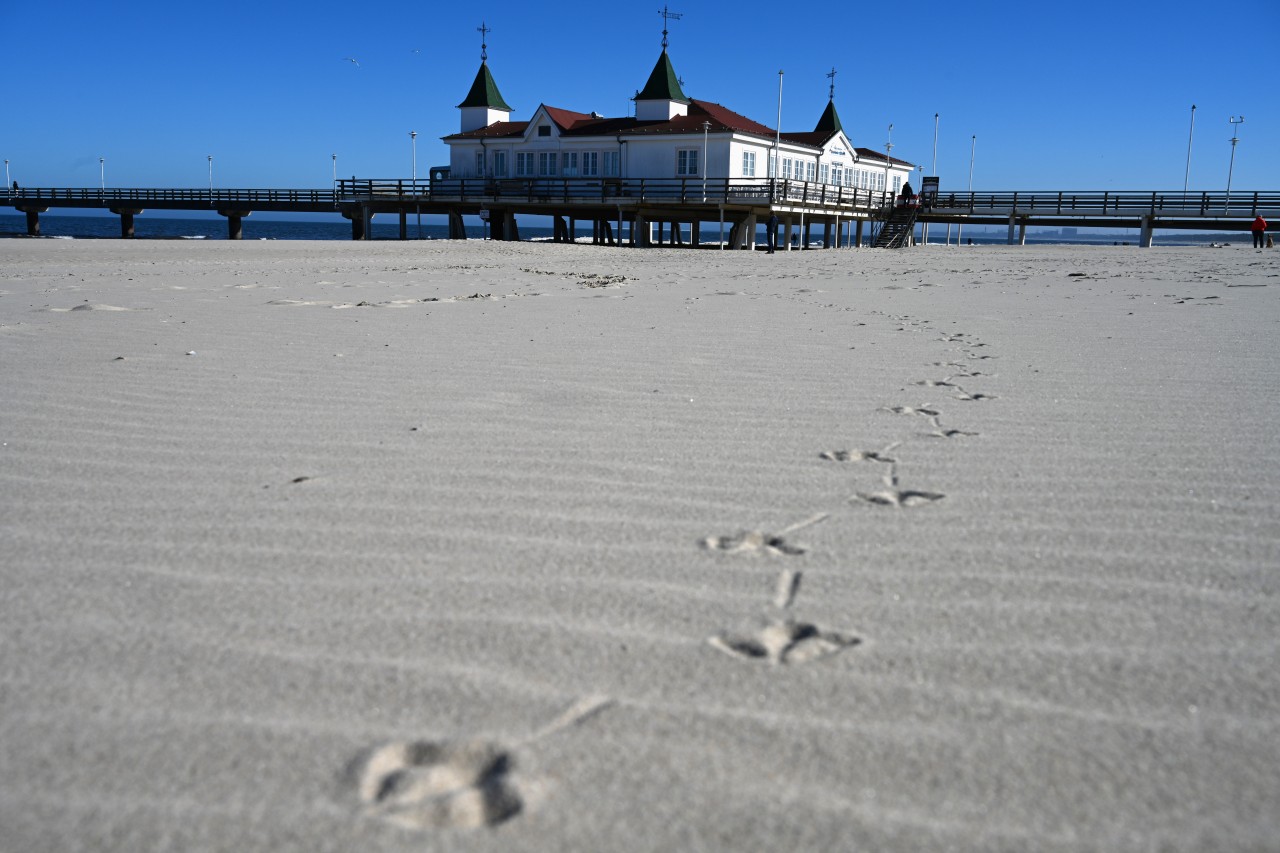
[457,61,512,111]
[637,51,688,103]
[814,99,843,135]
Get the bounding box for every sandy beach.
[1,238,1277,851]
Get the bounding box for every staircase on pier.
[874,203,919,248]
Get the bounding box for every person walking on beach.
[1251,215,1268,249]
[766,213,780,254]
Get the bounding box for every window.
[805,161,816,182]
[493,151,507,178]
[475,151,485,177]
[782,158,793,180]
[516,152,535,177]
[537,125,551,137]
[603,151,620,177]
[832,165,843,186]
[742,150,756,177]
[582,151,599,177]
[677,149,699,176]
[820,164,830,184]
[562,151,579,176]
[892,175,901,194]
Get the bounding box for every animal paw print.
[701,513,827,557]
[353,740,521,830]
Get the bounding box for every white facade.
[442,56,914,194]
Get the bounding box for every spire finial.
[658,5,682,50]
[826,67,837,101]
[478,21,491,62]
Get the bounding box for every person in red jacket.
[1252,215,1268,249]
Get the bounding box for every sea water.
[0,212,1252,247]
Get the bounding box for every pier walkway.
[5,182,1276,247]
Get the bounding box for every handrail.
[6,187,338,204]
[924,190,1280,217]
[7,184,1277,219]
[334,177,894,211]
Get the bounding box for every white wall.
[447,124,915,187]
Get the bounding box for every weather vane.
[826,67,837,101]
[658,6,682,50]
[478,21,491,62]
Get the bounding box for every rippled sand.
[1,239,1277,851]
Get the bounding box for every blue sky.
[3,0,1276,193]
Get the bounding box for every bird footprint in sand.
[709,569,861,665]
[922,416,978,439]
[701,513,827,556]
[353,740,521,830]
[881,404,940,417]
[709,619,861,665]
[350,696,612,831]
[852,466,944,508]
[819,442,899,464]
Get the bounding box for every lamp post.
[923,112,938,245]
[4,159,9,198]
[701,120,710,201]
[773,69,783,186]
[410,130,420,239]
[99,157,105,193]
[207,155,213,195]
[332,153,338,207]
[958,135,975,245]
[883,123,893,204]
[1226,115,1243,213]
[1183,104,1196,205]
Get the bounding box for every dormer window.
[538,125,551,137]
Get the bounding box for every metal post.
[208,155,213,196]
[1226,116,1244,213]
[958,135,974,244]
[883,123,893,202]
[4,160,9,199]
[702,120,710,201]
[332,154,337,207]
[99,158,105,193]
[1182,105,1195,206]
[773,70,783,181]
[410,131,420,239]
[924,112,937,245]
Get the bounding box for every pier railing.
[5,187,337,206]
[337,177,893,211]
[927,190,1279,218]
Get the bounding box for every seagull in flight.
[343,57,360,68]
